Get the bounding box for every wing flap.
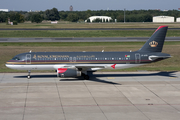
[54,64,106,71]
[75,65,106,71]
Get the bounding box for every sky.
[0,0,180,11]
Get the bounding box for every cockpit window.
[12,57,20,60]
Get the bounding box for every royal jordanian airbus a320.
[6,26,171,80]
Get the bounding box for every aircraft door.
[26,54,31,64]
[69,57,76,62]
[69,57,72,62]
[73,57,76,62]
[135,53,141,63]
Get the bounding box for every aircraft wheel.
[27,75,31,79]
[84,75,89,80]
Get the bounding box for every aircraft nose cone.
[5,64,11,68]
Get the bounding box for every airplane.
[6,26,171,80]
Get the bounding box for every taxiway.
[0,71,180,120]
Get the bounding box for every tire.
[27,75,31,79]
[84,75,89,80]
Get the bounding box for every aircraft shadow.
[14,75,120,85]
[60,76,120,85]
[60,71,178,85]
[93,71,178,78]
[13,71,178,85]
[14,74,57,78]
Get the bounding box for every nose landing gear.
[27,70,31,79]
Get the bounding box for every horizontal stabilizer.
[148,55,172,61]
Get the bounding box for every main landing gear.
[84,75,89,80]
[82,72,90,80]
[27,70,31,79]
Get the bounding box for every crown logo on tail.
[149,41,158,47]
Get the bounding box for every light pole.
[124,8,126,23]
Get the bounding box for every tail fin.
[138,26,168,52]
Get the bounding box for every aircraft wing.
[75,65,106,71]
[54,64,106,71]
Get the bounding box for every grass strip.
[0,42,180,72]
[0,41,179,47]
[1,22,180,28]
[0,30,180,38]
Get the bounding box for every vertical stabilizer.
[138,26,168,52]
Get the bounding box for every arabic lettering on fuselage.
[33,54,95,59]
[76,55,95,58]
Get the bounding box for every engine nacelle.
[57,68,81,78]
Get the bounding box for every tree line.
[0,8,180,23]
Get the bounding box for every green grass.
[1,22,180,28]
[0,30,180,38]
[0,42,145,47]
[1,42,180,73]
[1,22,179,72]
[0,41,179,47]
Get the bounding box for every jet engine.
[57,68,81,78]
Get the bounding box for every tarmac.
[0,71,180,120]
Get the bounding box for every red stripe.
[153,26,168,34]
[58,68,67,73]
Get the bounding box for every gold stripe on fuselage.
[6,61,134,65]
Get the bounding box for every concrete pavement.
[0,71,180,120]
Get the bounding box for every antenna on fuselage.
[29,50,32,53]
[102,50,104,52]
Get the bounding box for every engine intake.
[57,68,81,78]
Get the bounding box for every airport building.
[153,16,174,22]
[86,16,112,22]
[176,17,180,22]
[0,9,9,12]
